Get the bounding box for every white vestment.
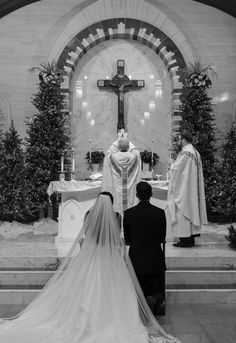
[167,144,208,237]
[102,140,141,215]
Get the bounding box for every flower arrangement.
[225,225,236,249]
[187,72,212,88]
[140,150,159,166]
[30,61,67,85]
[85,151,105,164]
[180,59,217,89]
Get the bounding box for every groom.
[123,181,166,315]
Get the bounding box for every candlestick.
[61,155,64,172]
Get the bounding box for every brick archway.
[57,18,187,136]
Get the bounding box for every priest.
[102,130,141,216]
[167,130,208,247]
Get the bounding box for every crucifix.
[97,60,145,131]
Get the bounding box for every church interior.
[0,1,235,342]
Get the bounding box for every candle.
[168,150,172,164]
[89,139,92,161]
[61,155,64,172]
[72,153,75,172]
[151,139,154,160]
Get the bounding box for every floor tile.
[177,333,210,343]
[160,324,175,336]
[201,324,236,343]
[190,304,223,325]
[169,315,203,334]
[156,315,170,325]
[166,304,194,317]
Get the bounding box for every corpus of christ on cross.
[97,60,145,131]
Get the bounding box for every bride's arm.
[114,212,127,258]
[79,211,89,246]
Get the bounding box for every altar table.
[47,179,173,245]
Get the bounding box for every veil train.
[0,194,180,343]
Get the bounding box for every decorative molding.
[56,18,186,139]
[1,1,235,19]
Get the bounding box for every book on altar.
[89,172,103,180]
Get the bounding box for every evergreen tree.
[216,123,236,221]
[25,62,70,216]
[177,60,218,214]
[0,121,27,221]
[0,126,4,210]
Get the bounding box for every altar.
[47,179,173,247]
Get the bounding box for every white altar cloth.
[47,180,172,246]
[47,180,168,200]
[47,180,102,196]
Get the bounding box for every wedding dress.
[0,194,180,343]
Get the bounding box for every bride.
[0,193,180,343]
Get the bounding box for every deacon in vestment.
[102,131,141,216]
[167,131,208,247]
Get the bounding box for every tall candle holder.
[59,153,65,181]
[70,148,76,180]
[151,139,154,179]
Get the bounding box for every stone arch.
[57,18,187,137]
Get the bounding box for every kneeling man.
[123,181,166,315]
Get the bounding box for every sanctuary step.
[0,271,235,304]
[0,225,235,305]
[0,267,235,287]
[0,256,235,304]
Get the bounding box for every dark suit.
[123,200,166,299]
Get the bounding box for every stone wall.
[0,0,235,144]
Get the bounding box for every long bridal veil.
[0,194,180,343]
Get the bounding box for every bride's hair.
[99,191,114,204]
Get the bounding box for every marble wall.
[0,0,235,157]
[72,40,171,178]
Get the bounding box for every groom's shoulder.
[124,204,139,215]
[150,203,165,214]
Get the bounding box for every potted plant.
[225,225,236,249]
[85,151,105,171]
[140,150,159,171]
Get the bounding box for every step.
[166,256,236,269]
[166,288,236,304]
[0,288,235,305]
[0,271,54,286]
[166,270,236,285]
[0,255,235,269]
[0,257,59,269]
[1,269,236,286]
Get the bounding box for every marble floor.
[0,222,235,342]
[0,219,234,257]
[0,303,235,343]
[0,226,235,259]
